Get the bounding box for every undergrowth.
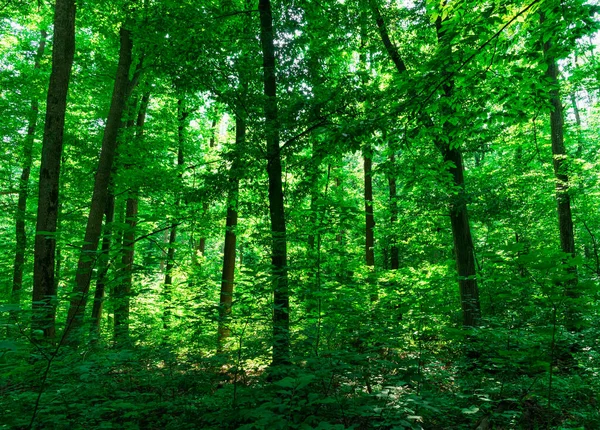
[1,327,598,429]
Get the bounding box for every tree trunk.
[442,146,481,327]
[197,202,209,258]
[364,151,377,301]
[209,118,218,148]
[89,190,115,337]
[115,91,149,343]
[435,16,481,328]
[217,114,244,352]
[114,196,137,344]
[159,228,169,271]
[10,29,47,331]
[163,97,187,331]
[388,152,399,270]
[541,11,579,330]
[63,25,134,344]
[194,116,218,261]
[307,144,319,252]
[259,0,290,367]
[32,0,76,340]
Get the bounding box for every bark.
[162,226,177,329]
[115,92,149,342]
[259,0,290,366]
[114,196,137,344]
[435,16,481,328]
[209,118,218,148]
[442,146,480,327]
[10,30,47,325]
[217,114,244,352]
[307,143,319,251]
[570,94,583,158]
[388,152,399,270]
[364,153,375,268]
[163,97,187,331]
[305,54,324,252]
[63,25,134,344]
[32,0,76,339]
[541,11,579,330]
[159,229,169,271]
[370,0,480,327]
[364,151,377,302]
[90,191,115,336]
[369,0,407,73]
[197,202,209,258]
[193,116,219,261]
[335,176,343,247]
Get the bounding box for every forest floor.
[1,331,599,429]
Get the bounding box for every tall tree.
[63,22,135,344]
[369,0,480,327]
[364,150,376,296]
[434,14,481,328]
[32,0,76,339]
[217,112,244,352]
[259,0,290,366]
[387,149,399,271]
[89,190,115,336]
[10,29,47,328]
[541,6,579,330]
[359,20,377,302]
[114,91,149,343]
[163,96,186,331]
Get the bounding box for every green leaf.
[461,406,479,414]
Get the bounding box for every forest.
[1,0,599,428]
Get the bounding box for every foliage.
[1,0,600,428]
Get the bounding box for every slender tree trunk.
[209,118,218,148]
[307,144,319,252]
[63,25,134,344]
[364,150,377,302]
[163,97,187,331]
[259,0,290,366]
[198,202,209,257]
[217,114,244,352]
[115,91,149,342]
[364,154,375,267]
[90,191,115,336]
[32,0,76,339]
[388,152,399,270]
[114,196,137,344]
[10,30,47,330]
[163,226,177,329]
[435,16,481,328]
[541,11,579,331]
[194,117,219,262]
[442,146,480,327]
[570,94,583,158]
[159,228,169,271]
[335,176,343,247]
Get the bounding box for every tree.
[540,2,579,331]
[64,21,135,344]
[258,0,290,366]
[163,96,185,332]
[369,0,480,327]
[10,28,46,329]
[89,189,115,336]
[32,0,76,339]
[217,113,244,351]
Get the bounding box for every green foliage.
[1,0,600,428]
